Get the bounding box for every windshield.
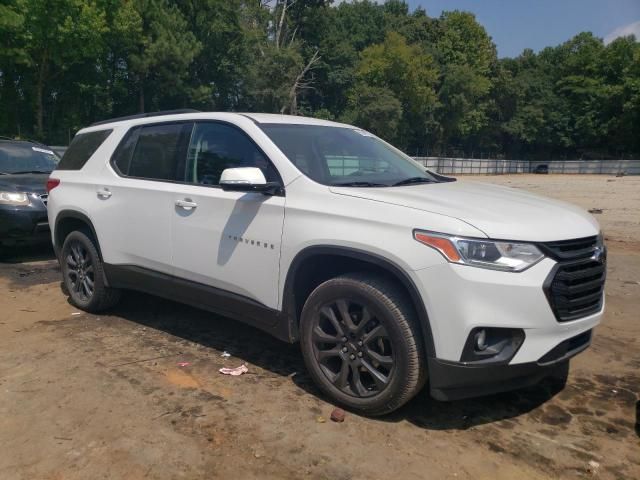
[0,143,59,174]
[259,124,435,187]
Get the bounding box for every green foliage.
[342,85,402,140]
[0,0,638,159]
[346,31,438,148]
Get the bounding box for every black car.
[0,139,60,247]
[533,164,549,174]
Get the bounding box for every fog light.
[474,329,488,351]
[461,327,525,364]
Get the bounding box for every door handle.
[97,188,112,199]
[175,198,198,210]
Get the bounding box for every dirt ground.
[1,174,638,480]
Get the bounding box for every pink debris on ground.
[219,365,249,376]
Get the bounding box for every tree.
[0,0,638,159]
[347,31,438,148]
[342,86,402,140]
[3,0,107,138]
[178,0,248,109]
[125,0,200,112]
[432,10,497,153]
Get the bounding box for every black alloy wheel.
[312,298,395,397]
[300,273,426,415]
[65,240,95,301]
[60,230,121,312]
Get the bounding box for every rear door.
[170,121,285,310]
[95,121,192,274]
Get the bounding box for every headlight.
[414,230,544,272]
[0,191,31,206]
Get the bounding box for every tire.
[60,230,121,312]
[300,273,426,416]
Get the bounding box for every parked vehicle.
[47,111,606,415]
[50,146,68,158]
[533,164,549,174]
[0,138,59,247]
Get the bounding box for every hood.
[0,173,49,195]
[329,180,599,242]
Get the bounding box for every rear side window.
[115,123,192,180]
[57,129,112,170]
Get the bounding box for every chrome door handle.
[175,199,197,210]
[97,188,112,199]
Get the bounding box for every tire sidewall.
[300,278,415,413]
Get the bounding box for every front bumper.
[0,204,50,247]
[429,329,591,400]
[413,258,603,363]
[412,257,603,399]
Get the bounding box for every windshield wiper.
[392,177,436,186]
[332,181,388,187]
[9,170,52,175]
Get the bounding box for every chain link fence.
[413,157,640,175]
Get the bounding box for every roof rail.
[90,109,201,127]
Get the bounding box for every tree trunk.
[281,49,320,115]
[35,50,48,139]
[139,83,145,113]
[36,85,43,139]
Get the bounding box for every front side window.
[183,122,278,185]
[125,123,192,180]
[259,124,436,187]
[0,142,59,174]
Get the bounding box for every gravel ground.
[0,174,638,480]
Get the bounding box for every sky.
[406,0,640,58]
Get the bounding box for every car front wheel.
[300,273,426,416]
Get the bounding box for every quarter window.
[183,123,278,185]
[57,129,112,170]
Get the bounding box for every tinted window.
[57,130,112,170]
[111,128,140,175]
[0,142,59,174]
[260,124,434,187]
[128,123,192,180]
[183,122,278,185]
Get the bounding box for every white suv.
[47,111,606,415]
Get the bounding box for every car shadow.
[0,244,56,264]
[385,376,564,430]
[111,291,560,430]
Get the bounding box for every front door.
[170,121,285,310]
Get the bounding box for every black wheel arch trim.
[54,210,100,251]
[282,245,437,358]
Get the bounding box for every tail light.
[46,178,60,192]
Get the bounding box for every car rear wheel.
[60,230,120,312]
[300,273,426,416]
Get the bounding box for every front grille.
[541,236,606,322]
[539,236,598,260]
[39,193,48,207]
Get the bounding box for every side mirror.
[219,167,281,195]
